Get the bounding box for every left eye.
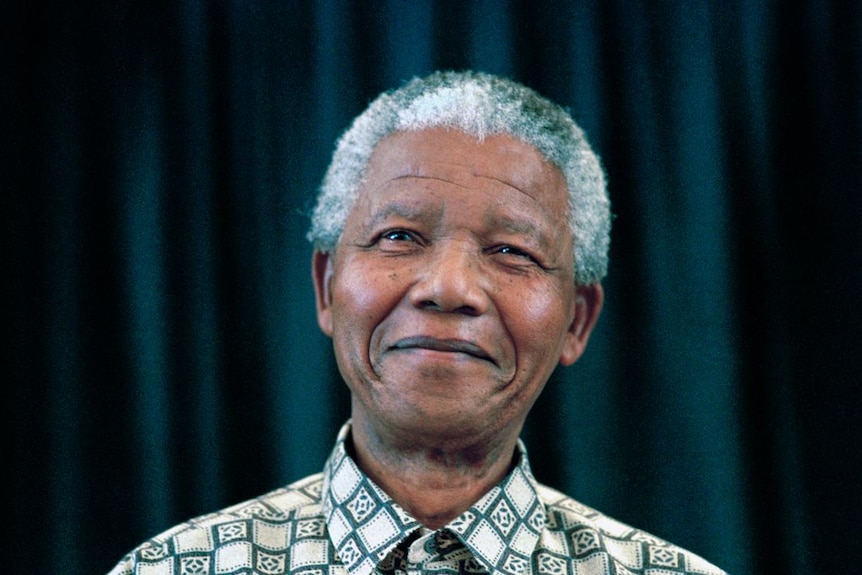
[497,245,534,261]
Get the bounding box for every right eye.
[373,229,424,253]
[380,230,415,243]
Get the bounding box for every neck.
[348,414,520,529]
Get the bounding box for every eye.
[372,229,424,253]
[499,246,531,258]
[381,229,415,243]
[497,245,536,261]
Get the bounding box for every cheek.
[334,271,383,321]
[330,284,379,390]
[507,287,573,358]
[331,264,406,349]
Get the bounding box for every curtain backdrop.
[4,2,860,574]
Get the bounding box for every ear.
[312,250,335,337]
[559,283,604,366]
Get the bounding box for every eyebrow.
[364,199,443,230]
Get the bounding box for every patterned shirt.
[108,424,727,575]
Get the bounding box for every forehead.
[357,128,569,216]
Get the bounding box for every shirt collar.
[322,423,546,575]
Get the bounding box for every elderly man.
[109,71,726,575]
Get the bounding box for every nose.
[408,241,490,316]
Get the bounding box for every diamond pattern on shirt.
[322,428,420,574]
[107,422,728,575]
[490,498,517,536]
[179,555,209,574]
[444,458,544,575]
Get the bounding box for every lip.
[390,336,495,364]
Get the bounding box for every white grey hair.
[307,70,610,284]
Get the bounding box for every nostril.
[417,299,478,316]
[455,304,480,317]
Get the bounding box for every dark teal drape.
[3,2,860,574]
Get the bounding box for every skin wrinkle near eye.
[355,192,562,272]
[363,203,557,270]
[358,198,443,241]
[481,211,557,264]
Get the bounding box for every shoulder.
[534,482,728,575]
[107,473,326,575]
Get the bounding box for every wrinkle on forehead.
[393,174,473,192]
[367,129,564,199]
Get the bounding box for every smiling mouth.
[391,336,495,364]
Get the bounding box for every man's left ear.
[559,283,604,366]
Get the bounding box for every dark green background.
[3,2,860,574]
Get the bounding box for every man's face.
[313,128,602,446]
